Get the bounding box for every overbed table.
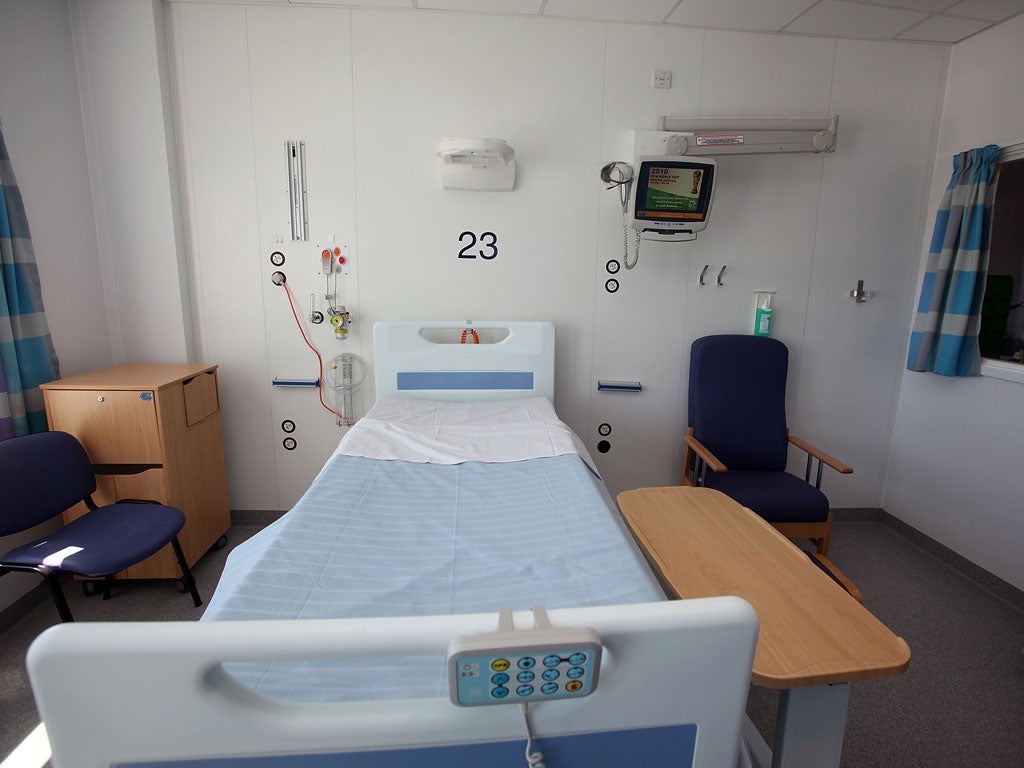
[617,486,910,768]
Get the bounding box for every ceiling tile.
[784,0,928,38]
[419,0,543,13]
[542,0,679,24]
[667,0,817,33]
[296,0,413,6]
[897,13,992,40]
[845,0,954,11]
[946,0,1024,20]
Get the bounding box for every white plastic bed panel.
[29,599,758,768]
[373,321,555,402]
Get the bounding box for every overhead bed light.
[435,138,516,191]
[657,115,839,156]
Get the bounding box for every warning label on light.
[695,134,745,146]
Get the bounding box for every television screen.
[634,160,715,223]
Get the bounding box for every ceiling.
[293,0,1024,44]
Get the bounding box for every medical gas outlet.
[322,245,349,276]
[330,306,351,340]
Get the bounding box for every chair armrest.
[787,435,853,474]
[684,433,728,473]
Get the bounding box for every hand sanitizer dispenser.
[754,291,775,337]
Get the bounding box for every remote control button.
[517,671,535,683]
[567,666,585,680]
[541,682,559,695]
[491,673,509,685]
[565,680,583,692]
[542,669,560,681]
[543,655,562,668]
[568,652,587,665]
[491,686,510,699]
[491,659,510,672]
[518,657,536,670]
[516,685,534,697]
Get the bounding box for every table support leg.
[772,683,850,768]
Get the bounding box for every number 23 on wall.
[458,231,498,260]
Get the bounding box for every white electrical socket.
[653,69,672,89]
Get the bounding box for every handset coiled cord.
[519,703,546,768]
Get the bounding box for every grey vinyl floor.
[1,519,1022,766]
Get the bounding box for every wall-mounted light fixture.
[435,138,516,191]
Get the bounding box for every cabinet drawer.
[183,371,219,426]
[45,389,161,464]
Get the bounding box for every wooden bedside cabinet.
[40,364,231,581]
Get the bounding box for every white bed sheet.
[332,396,598,472]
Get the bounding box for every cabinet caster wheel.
[213,534,228,550]
[82,581,99,597]
[175,579,187,593]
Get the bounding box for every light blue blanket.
[203,454,664,701]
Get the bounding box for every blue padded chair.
[0,431,202,622]
[683,335,853,556]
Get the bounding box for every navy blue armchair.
[0,431,202,622]
[683,335,853,557]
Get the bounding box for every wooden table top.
[40,363,218,391]
[617,486,911,689]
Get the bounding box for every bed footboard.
[29,599,757,768]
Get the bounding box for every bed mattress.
[203,398,664,701]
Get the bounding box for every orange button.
[566,680,583,692]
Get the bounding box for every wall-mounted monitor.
[630,156,717,242]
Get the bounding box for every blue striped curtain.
[907,144,1000,377]
[1,123,60,440]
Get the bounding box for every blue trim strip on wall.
[397,371,534,390]
[114,723,697,767]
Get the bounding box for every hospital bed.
[28,321,759,767]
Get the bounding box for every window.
[981,156,1024,366]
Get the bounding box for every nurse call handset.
[601,161,639,271]
[447,606,602,707]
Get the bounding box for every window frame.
[980,139,1024,385]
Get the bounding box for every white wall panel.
[797,39,946,508]
[350,11,607,434]
[886,13,1024,590]
[246,4,362,507]
[682,32,836,497]
[591,24,704,494]
[72,0,192,364]
[699,31,836,117]
[173,2,278,509]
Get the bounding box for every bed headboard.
[373,321,555,402]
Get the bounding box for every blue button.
[543,655,562,668]
[491,673,509,685]
[568,652,587,665]
[517,671,535,683]
[567,666,585,680]
[542,669,559,681]
[491,686,510,699]
[517,685,534,697]
[541,682,559,695]
[518,657,536,670]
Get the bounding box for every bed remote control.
[447,606,602,706]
